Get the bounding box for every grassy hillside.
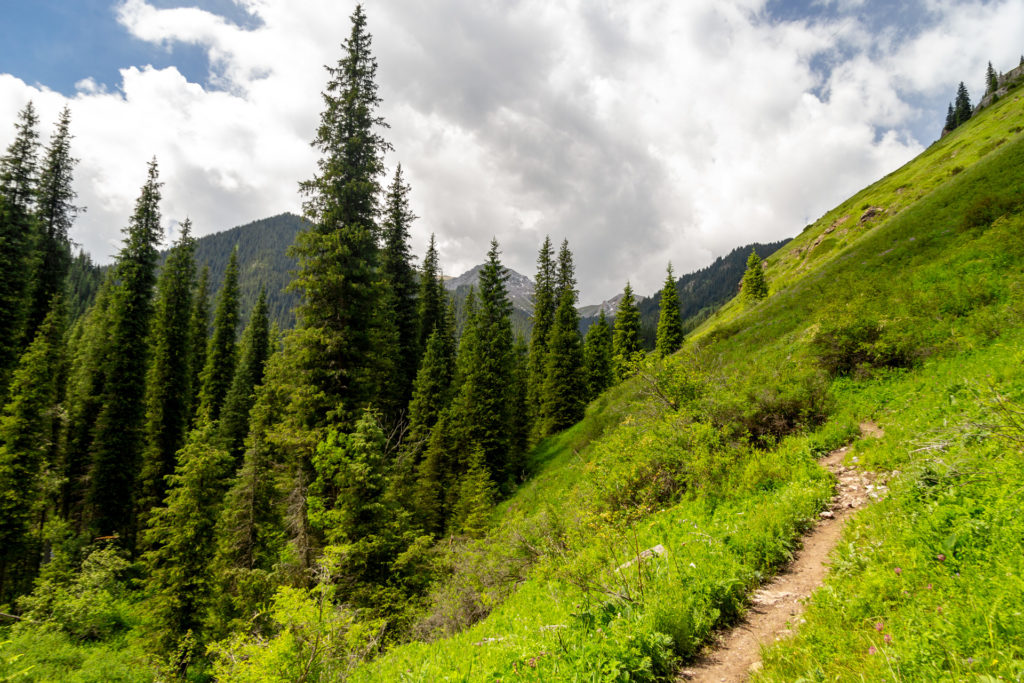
[348,85,1024,680]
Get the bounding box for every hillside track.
[677,422,885,682]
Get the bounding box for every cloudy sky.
[1,0,1022,302]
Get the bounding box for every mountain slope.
[350,81,1024,681]
[185,212,305,329]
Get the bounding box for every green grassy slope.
[352,88,1024,681]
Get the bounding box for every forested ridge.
[2,6,1024,682]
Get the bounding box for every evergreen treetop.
[954,81,972,127]
[140,219,197,523]
[655,263,684,357]
[741,250,768,302]
[612,282,642,380]
[27,106,79,342]
[293,4,391,428]
[417,233,446,350]
[87,159,164,542]
[0,102,40,212]
[198,247,240,423]
[986,61,999,96]
[583,309,614,401]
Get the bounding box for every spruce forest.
[2,5,1024,682]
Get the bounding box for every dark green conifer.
[507,339,530,477]
[144,421,234,661]
[417,234,446,352]
[188,267,211,423]
[455,240,515,486]
[219,288,271,462]
[406,309,456,458]
[584,309,614,401]
[139,220,196,524]
[62,275,113,523]
[87,160,164,543]
[450,448,493,538]
[412,411,453,535]
[26,107,78,343]
[209,347,292,633]
[944,103,956,132]
[197,248,240,423]
[986,61,999,96]
[527,237,556,430]
[541,241,584,433]
[307,409,417,609]
[612,282,642,380]
[378,165,419,416]
[954,81,972,127]
[655,263,684,356]
[0,300,65,601]
[741,250,768,302]
[293,4,390,429]
[0,103,41,394]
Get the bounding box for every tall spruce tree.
[417,234,446,351]
[0,300,65,601]
[583,309,614,401]
[293,4,390,430]
[527,237,556,430]
[412,411,453,534]
[62,275,113,524]
[87,160,164,543]
[197,248,240,423]
[986,61,999,96]
[655,263,684,356]
[455,240,515,487]
[144,421,234,661]
[378,165,419,418]
[405,306,456,457]
[26,107,78,343]
[612,282,642,380]
[944,103,956,132]
[741,250,768,302]
[209,345,292,633]
[541,241,584,433]
[954,81,972,127]
[0,103,41,395]
[188,267,211,424]
[139,220,196,526]
[307,409,422,612]
[219,287,271,462]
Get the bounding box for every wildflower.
[869,646,877,655]
[927,583,933,590]
[937,553,946,562]
[874,622,884,632]
[884,634,893,644]
[894,567,902,575]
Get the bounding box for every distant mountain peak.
[443,264,536,314]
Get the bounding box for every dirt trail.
[677,422,885,683]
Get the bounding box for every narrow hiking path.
[677,422,886,683]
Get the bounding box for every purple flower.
[937,553,946,562]
[927,583,933,590]
[894,567,902,575]
[874,622,884,632]
[884,634,893,644]
[869,646,877,655]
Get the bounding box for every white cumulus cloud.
[0,0,1021,300]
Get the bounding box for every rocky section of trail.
[677,423,886,683]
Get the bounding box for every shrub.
[960,194,1017,231]
[811,314,918,378]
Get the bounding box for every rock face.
[977,63,1024,111]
